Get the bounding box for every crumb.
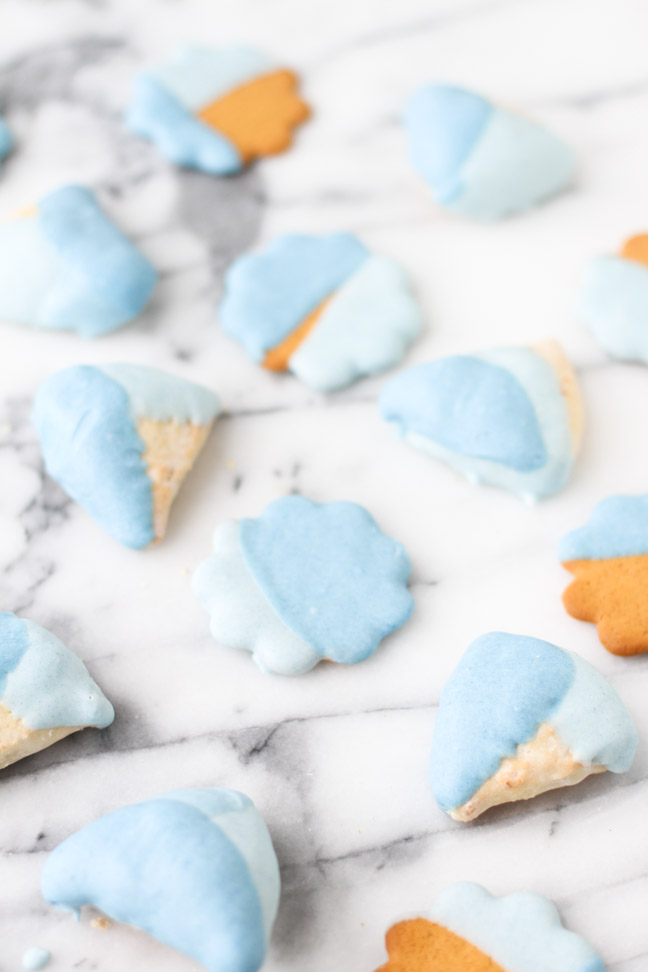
[91,917,112,930]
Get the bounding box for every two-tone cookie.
[560,493,648,656]
[0,613,114,770]
[375,882,604,972]
[0,186,156,337]
[403,84,575,221]
[380,341,582,502]
[32,364,221,549]
[192,495,414,675]
[429,632,636,821]
[126,46,309,175]
[219,233,422,391]
[578,234,648,363]
[41,788,280,972]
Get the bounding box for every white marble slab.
[1,0,648,968]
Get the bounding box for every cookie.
[192,495,414,675]
[380,340,582,502]
[375,882,604,972]
[429,632,636,821]
[220,233,422,391]
[0,113,12,166]
[403,84,575,221]
[578,233,648,363]
[32,364,220,549]
[126,46,309,175]
[0,612,114,770]
[41,788,280,972]
[0,185,156,336]
[560,493,648,655]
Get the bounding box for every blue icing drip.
[0,612,29,695]
[42,792,269,972]
[126,75,242,176]
[32,366,155,550]
[380,356,547,472]
[220,233,370,362]
[0,115,13,162]
[578,255,648,364]
[429,632,574,811]
[39,186,156,329]
[403,84,492,203]
[559,494,648,562]
[239,496,413,664]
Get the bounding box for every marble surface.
[1,0,648,969]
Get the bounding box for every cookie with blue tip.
[126,45,309,176]
[0,612,114,770]
[0,113,13,166]
[32,364,221,549]
[578,234,648,363]
[560,493,648,656]
[41,788,280,972]
[192,494,414,675]
[429,632,637,822]
[0,185,156,337]
[380,340,582,502]
[220,233,423,391]
[403,84,575,221]
[376,882,605,972]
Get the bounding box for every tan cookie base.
[450,723,604,822]
[263,296,331,372]
[0,703,79,770]
[621,234,648,267]
[376,918,505,972]
[533,339,583,453]
[563,555,648,656]
[138,419,211,543]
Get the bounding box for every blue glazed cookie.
[42,788,280,972]
[193,495,414,675]
[404,84,575,221]
[430,632,637,821]
[32,364,221,549]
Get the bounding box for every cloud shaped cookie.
[0,612,114,770]
[380,341,582,502]
[42,788,280,972]
[578,234,648,364]
[560,493,648,655]
[0,185,156,337]
[429,632,636,821]
[192,495,414,675]
[403,84,575,221]
[127,46,309,175]
[32,364,220,549]
[375,882,604,972]
[0,113,12,166]
[220,233,422,391]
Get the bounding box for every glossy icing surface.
[430,883,605,972]
[99,363,220,424]
[0,613,114,731]
[559,493,648,561]
[578,255,648,363]
[41,788,280,972]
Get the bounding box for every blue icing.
[220,233,369,361]
[403,84,492,204]
[22,948,51,971]
[429,633,574,811]
[0,614,113,731]
[239,496,413,665]
[98,363,220,425]
[0,115,13,162]
[578,255,648,364]
[380,356,547,472]
[41,789,275,972]
[126,75,242,176]
[32,365,155,549]
[152,46,273,111]
[38,186,157,334]
[559,494,648,562]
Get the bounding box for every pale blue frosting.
[404,83,575,221]
[0,613,114,731]
[99,363,220,424]
[430,882,605,972]
[0,186,156,337]
[0,115,13,163]
[430,632,636,813]
[559,494,648,561]
[380,347,575,500]
[220,233,369,361]
[150,46,273,111]
[41,788,280,972]
[22,947,51,970]
[577,255,648,364]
